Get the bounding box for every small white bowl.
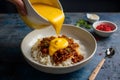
[21,24,97,74]
[86,13,100,23]
[93,20,117,37]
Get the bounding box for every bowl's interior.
[21,24,97,68]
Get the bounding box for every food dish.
[93,20,117,37]
[31,35,84,67]
[86,13,100,23]
[21,24,97,74]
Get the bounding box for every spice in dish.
[96,23,114,31]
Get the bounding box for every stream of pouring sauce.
[30,0,68,56]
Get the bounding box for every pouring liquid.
[21,0,64,35]
[21,0,67,54]
[31,3,64,35]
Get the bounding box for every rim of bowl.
[21,24,97,69]
[93,20,118,33]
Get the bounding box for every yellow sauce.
[31,2,64,35]
[49,38,68,56]
[29,0,68,56]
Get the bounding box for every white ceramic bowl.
[21,24,97,74]
[86,13,100,23]
[93,20,117,37]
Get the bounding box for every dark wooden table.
[0,13,120,80]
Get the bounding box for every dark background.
[0,0,120,13]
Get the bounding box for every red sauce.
[96,23,114,31]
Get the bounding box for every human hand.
[8,0,27,15]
